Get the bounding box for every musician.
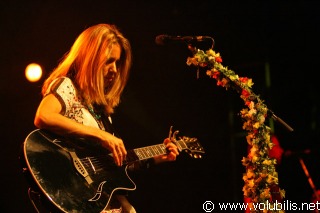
[33,23,179,213]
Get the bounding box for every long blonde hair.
[42,24,132,114]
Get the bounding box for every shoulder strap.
[101,115,116,135]
[94,104,120,137]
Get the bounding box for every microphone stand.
[184,41,297,207]
[299,158,320,213]
[268,110,294,132]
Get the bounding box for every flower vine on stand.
[187,49,285,212]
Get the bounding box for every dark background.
[1,1,319,212]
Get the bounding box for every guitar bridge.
[69,152,93,184]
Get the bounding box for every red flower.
[200,62,207,67]
[217,80,223,86]
[241,89,250,98]
[245,101,251,107]
[240,77,249,83]
[215,57,223,63]
[212,70,220,79]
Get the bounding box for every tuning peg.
[193,154,201,159]
[168,126,173,139]
[172,130,179,141]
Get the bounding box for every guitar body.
[23,129,136,213]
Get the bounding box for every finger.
[166,144,179,155]
[170,148,179,156]
[119,142,127,159]
[163,138,171,145]
[115,147,124,166]
[172,147,179,155]
[119,143,127,157]
[116,142,127,165]
[113,150,121,166]
[167,153,177,161]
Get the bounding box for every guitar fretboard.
[133,144,167,161]
[126,140,189,163]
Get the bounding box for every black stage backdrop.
[1,1,319,212]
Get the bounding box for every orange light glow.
[25,63,42,82]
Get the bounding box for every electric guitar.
[22,129,205,213]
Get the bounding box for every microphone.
[155,35,214,45]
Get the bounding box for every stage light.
[25,63,42,82]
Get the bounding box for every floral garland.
[186,49,285,212]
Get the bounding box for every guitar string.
[80,156,109,172]
[81,161,105,173]
[79,144,168,172]
[78,139,204,175]
[77,142,181,175]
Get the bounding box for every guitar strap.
[100,112,120,138]
[91,104,120,137]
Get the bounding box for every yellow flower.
[247,169,255,179]
[246,78,254,88]
[229,74,239,81]
[262,159,272,165]
[248,179,255,188]
[246,134,255,145]
[253,122,260,129]
[186,57,198,66]
[248,108,257,116]
[265,132,271,141]
[266,174,278,184]
[242,185,250,197]
[259,115,266,124]
[249,146,258,156]
[243,120,252,130]
[252,156,259,163]
[206,49,215,56]
[241,108,249,116]
[248,101,255,109]
[260,188,271,199]
[243,175,248,182]
[208,56,215,63]
[242,157,250,166]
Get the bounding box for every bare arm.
[34,94,127,166]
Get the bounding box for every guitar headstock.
[176,136,205,159]
[168,126,205,159]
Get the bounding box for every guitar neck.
[126,140,187,163]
